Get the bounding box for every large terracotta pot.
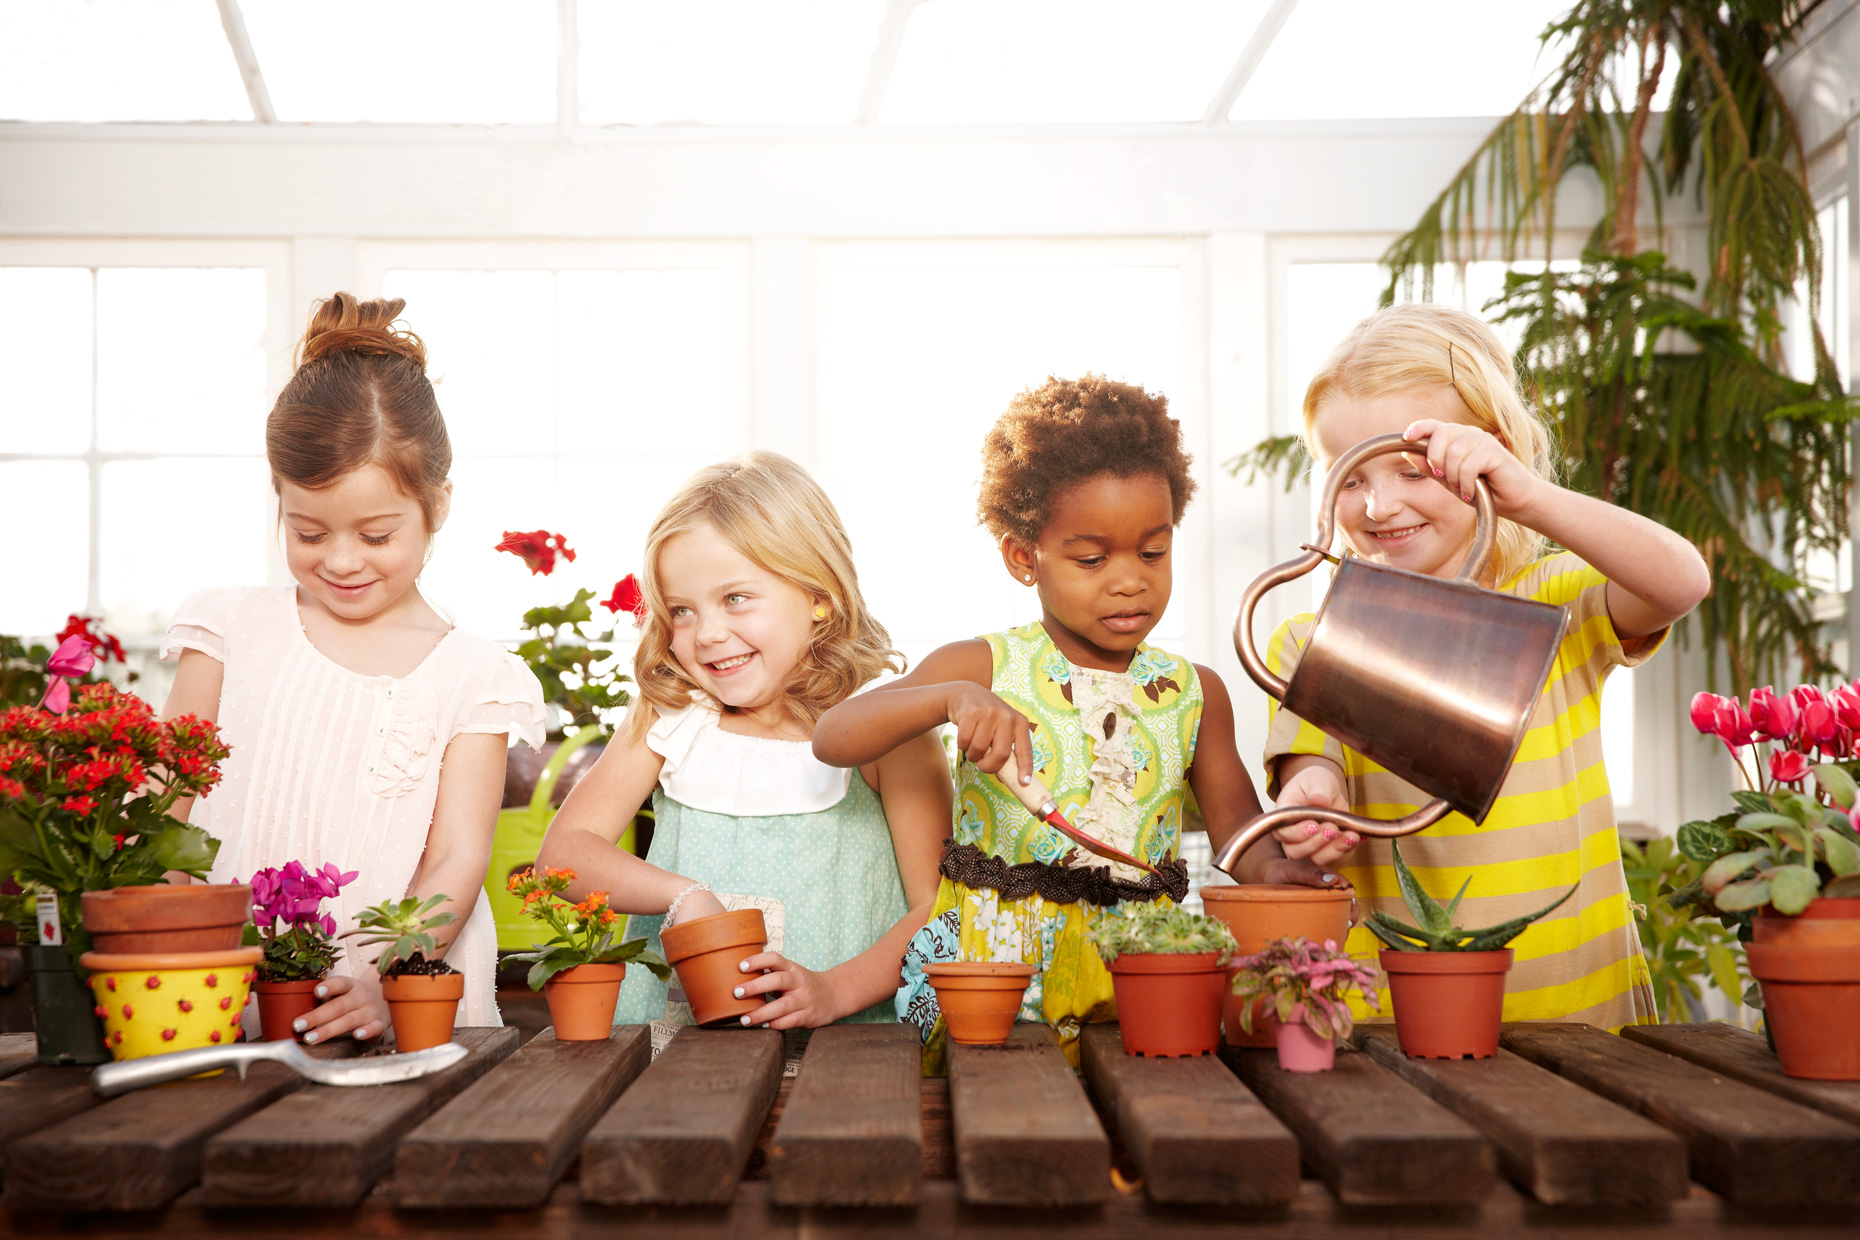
[1746,939,1860,1080]
[381,971,464,1052]
[544,962,626,1040]
[1201,885,1354,1046]
[23,944,110,1065]
[81,884,252,954]
[1380,948,1512,1059]
[1270,1004,1337,1073]
[254,979,321,1042]
[1109,952,1226,1057]
[80,947,261,1061]
[659,909,768,1028]
[922,962,1035,1046]
[1753,897,1860,947]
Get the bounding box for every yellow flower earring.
[813,605,828,620]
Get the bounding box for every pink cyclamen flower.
[1832,684,1860,732]
[1770,749,1811,784]
[1749,687,1797,744]
[1790,684,1826,712]
[1800,700,1843,753]
[37,634,97,714]
[1714,699,1757,747]
[1690,692,1727,736]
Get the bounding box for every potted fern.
[1368,842,1575,1059]
[1231,936,1380,1073]
[344,894,460,1053]
[504,866,668,1040]
[1090,900,1237,1057]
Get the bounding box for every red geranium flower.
[55,615,127,664]
[602,574,648,627]
[495,530,576,577]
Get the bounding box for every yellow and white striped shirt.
[1263,551,1659,1030]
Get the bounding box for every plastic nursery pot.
[543,962,626,1041]
[1380,948,1512,1059]
[1745,941,1860,1080]
[23,944,111,1066]
[1753,898,1860,948]
[1200,885,1353,1048]
[254,979,322,1042]
[1110,952,1226,1057]
[380,972,465,1052]
[80,883,253,955]
[659,908,769,1028]
[1271,1003,1336,1073]
[923,963,1035,1046]
[79,947,262,1062]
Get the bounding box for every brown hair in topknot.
[977,373,1196,547]
[267,292,450,531]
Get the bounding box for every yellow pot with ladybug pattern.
[80,947,261,1061]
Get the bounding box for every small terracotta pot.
[1201,885,1353,1047]
[544,962,626,1040]
[1753,897,1860,947]
[1380,948,1512,1059]
[923,962,1035,1045]
[254,979,322,1042]
[659,909,768,1028]
[81,883,253,954]
[1746,941,1860,1080]
[79,947,262,1062]
[380,972,464,1052]
[1109,952,1225,1057]
[1270,1004,1337,1072]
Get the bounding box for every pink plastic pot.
[1270,1004,1336,1072]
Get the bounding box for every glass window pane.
[421,455,561,638]
[0,0,250,122]
[95,269,268,453]
[580,0,884,125]
[0,267,93,454]
[0,460,89,636]
[556,270,728,455]
[817,264,1182,669]
[883,0,1266,124]
[241,0,555,123]
[99,458,272,637]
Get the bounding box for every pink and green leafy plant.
[243,861,357,983]
[1230,935,1381,1043]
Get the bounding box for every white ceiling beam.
[856,0,921,124]
[557,0,580,134]
[215,0,276,123]
[1201,0,1298,126]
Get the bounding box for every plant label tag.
[36,894,62,946]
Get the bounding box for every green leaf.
[1814,827,1860,876]
[1364,911,1428,951]
[145,822,219,875]
[1457,883,1579,951]
[1676,819,1732,863]
[1389,842,1450,936]
[1765,865,1822,915]
[1731,790,1775,816]
[1735,812,1799,833]
[1441,875,1472,924]
[1701,850,1770,894]
[1813,763,1858,809]
[1823,874,1860,898]
[1714,876,1773,911]
[1705,944,1744,1000]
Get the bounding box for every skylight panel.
[240,0,556,123]
[0,0,250,122]
[578,0,886,125]
[880,0,1269,125]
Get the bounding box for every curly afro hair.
[977,374,1196,547]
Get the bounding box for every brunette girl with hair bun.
[159,292,546,1042]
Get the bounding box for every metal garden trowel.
[91,1038,467,1097]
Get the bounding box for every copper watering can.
[1214,433,1569,879]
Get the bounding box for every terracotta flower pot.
[254,979,322,1042]
[79,947,261,1061]
[81,883,253,954]
[1753,897,1860,947]
[544,962,626,1040]
[1271,1004,1336,1072]
[1109,952,1226,1057]
[1745,941,1860,1080]
[659,909,768,1028]
[1200,885,1353,1047]
[380,972,464,1052]
[1380,948,1512,1058]
[923,962,1035,1045]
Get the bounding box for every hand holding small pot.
[731,952,840,1029]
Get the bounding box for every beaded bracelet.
[665,880,713,924]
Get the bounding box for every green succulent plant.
[1367,842,1577,953]
[342,893,459,977]
[1090,899,1237,966]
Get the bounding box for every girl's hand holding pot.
[296,971,391,1043]
[731,952,842,1029]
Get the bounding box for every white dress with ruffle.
[162,585,546,1028]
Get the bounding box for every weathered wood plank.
[947,1023,1108,1207]
[1354,1024,1686,1205]
[394,1025,649,1208]
[0,1066,100,1165]
[580,1026,783,1206]
[1623,1022,1860,1129]
[1223,1043,1495,1205]
[1502,1022,1860,1205]
[199,1026,518,1208]
[1080,1023,1298,1205]
[0,1032,37,1080]
[767,1023,921,1207]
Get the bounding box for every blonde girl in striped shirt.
[1233,302,1711,1029]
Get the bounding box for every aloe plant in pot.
[1368,843,1575,1059]
[344,894,460,1053]
[1091,901,1237,1057]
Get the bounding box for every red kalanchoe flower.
[1770,748,1811,784]
[602,573,648,627]
[495,529,576,577]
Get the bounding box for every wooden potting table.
[0,1020,1856,1237]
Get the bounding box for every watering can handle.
[1234,433,1497,700]
[1211,798,1451,881]
[530,725,602,812]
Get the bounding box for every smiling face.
[658,521,819,724]
[1311,385,1478,581]
[280,463,445,623]
[1007,471,1174,671]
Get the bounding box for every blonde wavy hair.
[623,451,904,745]
[1302,301,1557,586]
